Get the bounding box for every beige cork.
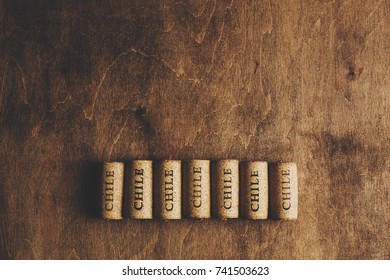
[125,160,153,219]
[240,161,268,219]
[183,160,211,219]
[101,162,124,220]
[212,160,239,219]
[269,162,298,220]
[154,160,182,219]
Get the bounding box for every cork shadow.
[79,161,102,218]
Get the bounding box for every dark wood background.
[1,0,389,260]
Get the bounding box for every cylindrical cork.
[269,162,298,220]
[183,160,210,219]
[101,162,124,220]
[212,160,239,219]
[154,160,182,219]
[240,161,268,219]
[125,160,153,219]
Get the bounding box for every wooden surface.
[1,0,389,260]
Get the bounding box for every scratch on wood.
[1,57,27,106]
[49,95,72,113]
[210,103,243,136]
[108,116,129,159]
[178,224,195,259]
[84,50,133,121]
[24,239,38,259]
[67,248,81,260]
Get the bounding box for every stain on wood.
[0,0,389,259]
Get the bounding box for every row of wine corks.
[101,160,298,220]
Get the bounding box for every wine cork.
[101,162,124,220]
[212,160,239,219]
[240,161,268,219]
[125,160,153,219]
[155,160,182,219]
[269,162,298,220]
[183,160,210,219]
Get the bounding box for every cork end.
[160,217,182,220]
[188,215,211,219]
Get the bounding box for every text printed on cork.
[101,162,124,220]
[126,160,153,219]
[240,161,268,219]
[212,160,239,219]
[269,162,298,220]
[155,160,182,219]
[184,160,210,219]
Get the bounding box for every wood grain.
[1,0,389,259]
